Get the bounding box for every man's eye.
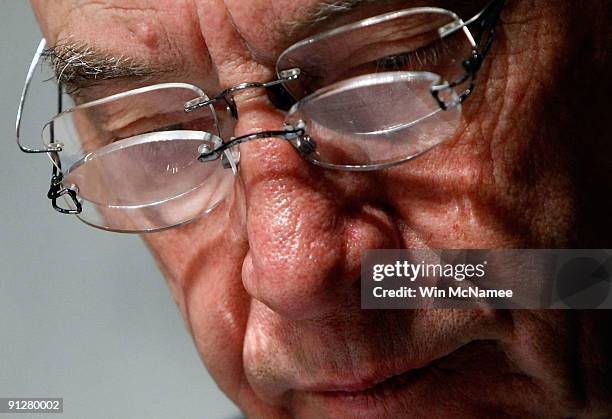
[322,48,427,86]
[112,120,214,142]
[101,114,218,148]
[375,48,437,71]
[375,52,415,71]
[374,37,460,73]
[109,122,186,142]
[316,39,459,90]
[359,36,468,80]
[151,122,190,132]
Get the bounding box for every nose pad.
[294,134,316,156]
[222,148,240,170]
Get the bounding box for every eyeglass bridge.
[184,68,301,115]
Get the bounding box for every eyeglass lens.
[27,6,477,232]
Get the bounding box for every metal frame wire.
[16,0,505,219]
[198,0,506,162]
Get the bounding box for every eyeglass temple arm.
[184,68,301,114]
[47,81,82,215]
[433,0,505,110]
[463,0,506,71]
[17,39,81,214]
[198,122,306,163]
[16,38,62,153]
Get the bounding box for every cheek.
[374,122,499,248]
[141,181,251,399]
[379,55,577,249]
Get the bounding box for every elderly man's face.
[31,0,612,417]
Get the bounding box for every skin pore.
[31,0,612,418]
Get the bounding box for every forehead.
[32,0,474,98]
[34,0,328,54]
[34,0,465,56]
[34,0,209,69]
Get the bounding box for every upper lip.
[243,307,505,405]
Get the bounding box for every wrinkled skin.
[32,0,612,417]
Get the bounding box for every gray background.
[0,3,241,418]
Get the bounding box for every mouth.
[244,310,510,417]
[315,362,431,402]
[292,340,494,418]
[293,361,443,418]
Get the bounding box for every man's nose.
[235,99,402,320]
[194,0,401,319]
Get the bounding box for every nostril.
[241,177,402,319]
[242,250,345,320]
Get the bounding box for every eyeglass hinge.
[282,120,306,139]
[295,135,316,155]
[463,52,483,74]
[278,68,301,81]
[438,20,464,38]
[185,97,212,113]
[47,174,82,215]
[431,84,458,111]
[283,121,315,155]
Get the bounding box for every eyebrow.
[306,0,378,24]
[289,0,472,37]
[45,0,472,93]
[42,41,173,94]
[286,0,379,37]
